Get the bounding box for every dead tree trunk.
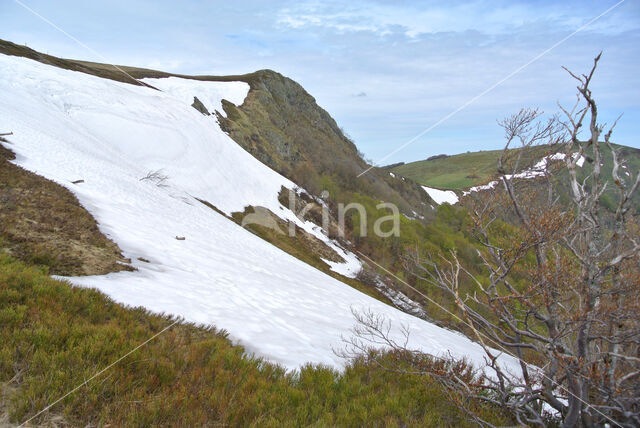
[349,54,640,427]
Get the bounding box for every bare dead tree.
[139,169,169,187]
[337,308,503,427]
[350,55,640,427]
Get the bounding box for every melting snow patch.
[463,180,499,196]
[374,279,425,317]
[322,249,362,278]
[421,186,459,205]
[463,151,586,196]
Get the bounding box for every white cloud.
[276,0,639,38]
[3,0,638,163]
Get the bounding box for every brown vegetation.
[0,139,131,276]
[363,56,640,427]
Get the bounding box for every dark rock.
[191,96,210,116]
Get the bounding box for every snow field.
[0,54,521,374]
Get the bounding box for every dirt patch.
[0,140,132,276]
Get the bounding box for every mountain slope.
[0,42,423,304]
[393,144,640,212]
[0,140,131,275]
[0,52,519,373]
[392,145,558,190]
[0,39,434,218]
[0,39,442,304]
[214,69,432,217]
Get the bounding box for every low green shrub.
[0,254,510,426]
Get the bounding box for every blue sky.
[1,0,639,164]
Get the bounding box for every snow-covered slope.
[0,54,520,373]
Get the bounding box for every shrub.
[0,254,509,426]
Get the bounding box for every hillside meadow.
[0,255,511,426]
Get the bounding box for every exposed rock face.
[216,70,433,217]
[217,70,353,174]
[191,96,211,115]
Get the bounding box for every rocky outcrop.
[191,96,211,115]
[215,70,433,218]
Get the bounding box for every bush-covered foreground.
[0,254,511,426]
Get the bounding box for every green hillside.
[393,149,504,189]
[393,143,640,199]
[392,145,560,189]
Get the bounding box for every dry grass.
[0,140,132,276]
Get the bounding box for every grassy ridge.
[392,145,559,189]
[393,143,640,203]
[0,255,510,426]
[393,150,505,189]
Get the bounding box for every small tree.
[351,55,640,427]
